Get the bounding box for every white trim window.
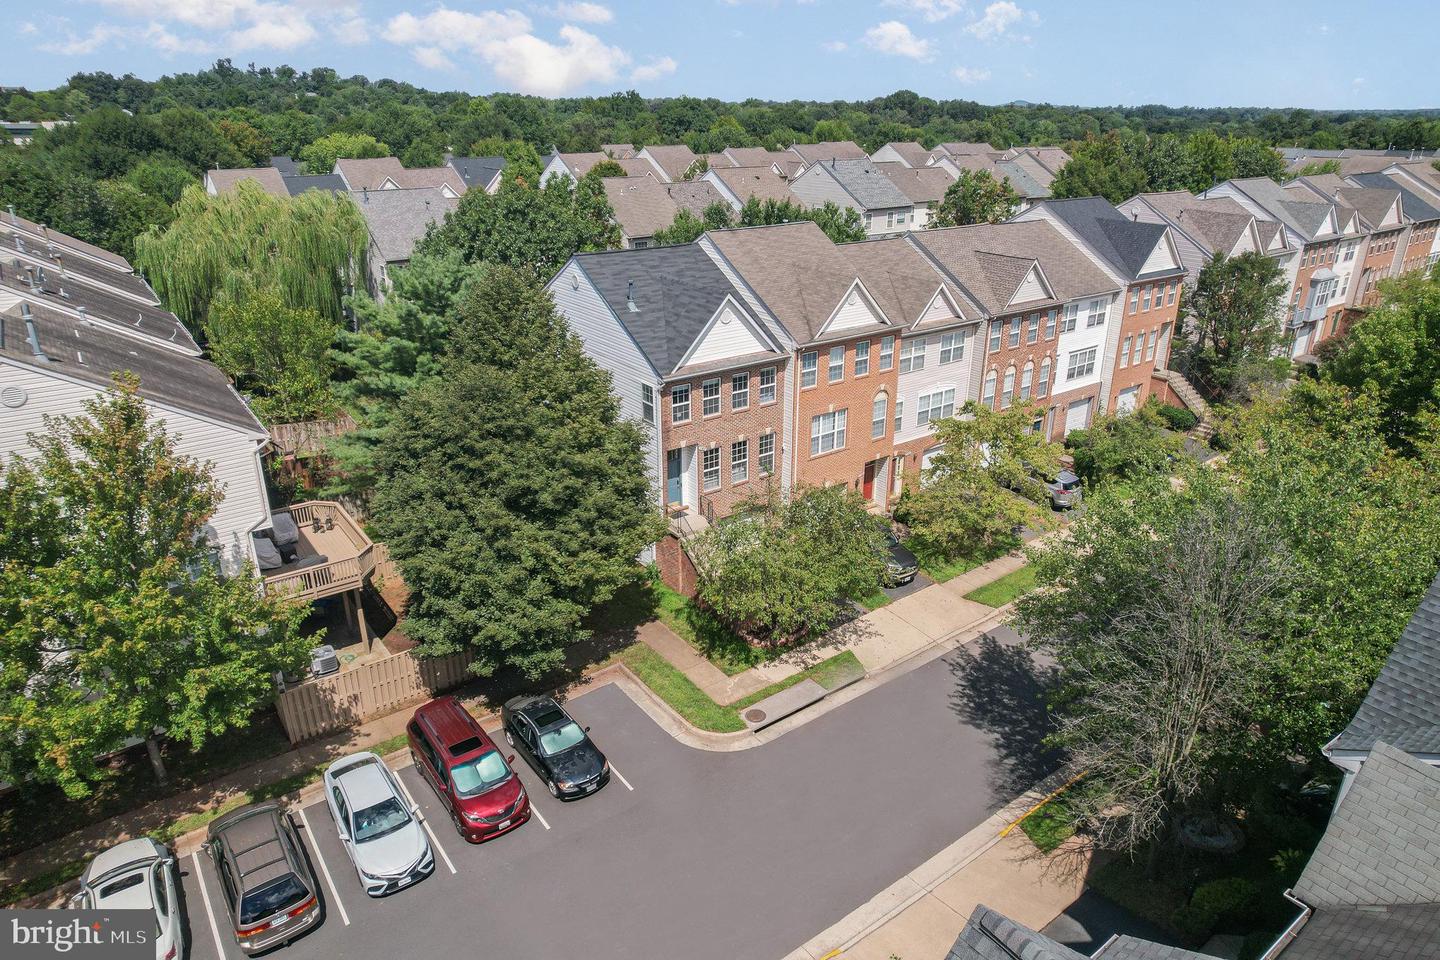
[702,378,721,416]
[1066,346,1098,380]
[1008,317,1022,348]
[1129,288,1140,313]
[1044,308,1057,340]
[758,433,775,474]
[641,384,655,424]
[1019,362,1033,401]
[854,339,870,376]
[1026,314,1040,344]
[1061,303,1079,333]
[1145,329,1158,361]
[731,372,749,409]
[1141,287,1152,312]
[893,398,903,433]
[1086,298,1108,328]
[916,387,955,426]
[1119,336,1131,368]
[900,337,927,373]
[989,320,1003,352]
[1166,282,1177,305]
[1037,357,1051,398]
[828,345,845,383]
[731,440,748,484]
[1001,367,1015,408]
[872,394,888,439]
[759,366,776,403]
[982,370,997,406]
[801,351,818,387]
[702,447,721,491]
[671,384,691,423]
[939,330,966,364]
[810,409,847,455]
[879,335,895,371]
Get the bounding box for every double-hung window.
[730,440,748,484]
[1008,317,1022,348]
[759,366,776,403]
[1166,282,1177,306]
[702,448,721,490]
[981,370,997,406]
[810,409,847,455]
[1086,298,1107,328]
[1019,364,1033,401]
[1141,287,1152,311]
[1129,289,1140,313]
[872,394,888,438]
[854,340,870,376]
[1044,308,1057,340]
[670,384,691,423]
[1001,368,1015,408]
[1061,303,1079,332]
[1027,314,1040,344]
[758,433,775,474]
[989,320,1003,352]
[893,399,904,433]
[916,388,955,425]
[702,378,721,416]
[801,351,818,387]
[1119,336,1132,368]
[879,336,895,371]
[900,337,927,373]
[731,372,749,409]
[1145,329,1158,361]
[641,384,655,424]
[939,330,965,364]
[828,345,845,383]
[1037,357,1051,398]
[1066,346,1098,380]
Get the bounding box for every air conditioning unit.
[310,644,340,677]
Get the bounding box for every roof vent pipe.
[21,302,47,361]
[626,280,638,312]
[6,204,15,225]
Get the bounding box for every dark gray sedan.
[501,695,609,799]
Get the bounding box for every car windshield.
[450,751,510,797]
[539,721,587,757]
[1059,478,1079,491]
[239,874,308,925]
[352,796,410,842]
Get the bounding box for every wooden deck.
[262,501,376,602]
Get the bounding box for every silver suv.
[205,803,322,954]
[70,838,184,960]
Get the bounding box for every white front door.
[1115,386,1140,415]
[1065,397,1092,435]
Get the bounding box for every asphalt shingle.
[1037,197,1177,280]
[351,187,457,263]
[814,159,913,211]
[946,905,1090,960]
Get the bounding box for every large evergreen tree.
[372,268,665,679]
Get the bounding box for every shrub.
[1156,402,1199,431]
[1172,877,1260,943]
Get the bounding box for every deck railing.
[262,501,376,602]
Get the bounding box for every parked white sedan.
[323,752,435,896]
[70,838,184,960]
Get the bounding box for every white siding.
[870,145,916,167]
[1137,236,1180,275]
[1055,293,1118,396]
[822,283,886,335]
[789,165,859,215]
[685,301,770,366]
[700,170,744,211]
[895,323,980,445]
[0,360,268,574]
[1009,265,1050,306]
[546,261,663,507]
[920,289,959,324]
[541,156,575,185]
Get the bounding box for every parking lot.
[175,629,1055,960]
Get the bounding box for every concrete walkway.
[643,547,1032,704]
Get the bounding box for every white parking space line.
[530,801,551,831]
[610,763,634,792]
[296,806,351,925]
[393,767,457,875]
[191,852,227,960]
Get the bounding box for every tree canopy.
[1174,251,1292,401]
[929,168,1021,227]
[204,290,338,424]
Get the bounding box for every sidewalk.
[643,547,1031,704]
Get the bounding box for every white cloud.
[413,46,455,70]
[822,39,847,52]
[333,16,369,45]
[40,23,123,55]
[68,0,359,53]
[386,8,531,49]
[227,4,316,49]
[20,21,39,35]
[550,1,612,23]
[40,19,203,55]
[883,0,966,22]
[1352,76,1366,89]
[952,66,990,84]
[861,20,933,61]
[965,1,1032,40]
[631,56,677,83]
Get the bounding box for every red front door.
[862,461,876,500]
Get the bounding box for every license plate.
[398,874,413,887]
[496,819,510,831]
[272,915,290,927]
[584,782,596,792]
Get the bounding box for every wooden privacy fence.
[275,647,476,744]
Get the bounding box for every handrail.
[263,501,376,601]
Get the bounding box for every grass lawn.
[857,586,893,610]
[651,581,773,676]
[616,643,864,733]
[965,565,1037,607]
[1018,790,1077,854]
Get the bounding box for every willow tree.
[134,181,368,330]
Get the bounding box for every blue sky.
[6,0,1437,110]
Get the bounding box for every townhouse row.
[546,195,1183,532]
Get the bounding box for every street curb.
[781,767,1071,960]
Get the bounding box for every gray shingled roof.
[840,235,979,327]
[1332,572,1440,756]
[996,159,1050,199]
[1093,937,1219,960]
[2,209,132,272]
[1038,197,1177,281]
[790,141,869,165]
[576,243,764,374]
[815,159,913,211]
[282,174,346,196]
[0,258,199,353]
[1333,186,1401,231]
[665,180,728,217]
[1,221,159,304]
[1284,904,1440,960]
[601,177,681,240]
[270,155,299,175]
[446,155,506,191]
[1348,173,1440,224]
[1297,742,1440,907]
[1224,178,1335,240]
[947,905,1090,960]
[352,187,458,264]
[207,167,289,198]
[0,300,263,433]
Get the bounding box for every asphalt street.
[176,627,1057,960]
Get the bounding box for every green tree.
[204,290,337,424]
[372,268,665,679]
[1140,133,1196,192]
[297,132,390,174]
[1064,402,1182,487]
[0,377,308,795]
[1230,137,1285,181]
[1174,251,1291,401]
[1050,132,1148,204]
[812,119,855,142]
[217,118,272,166]
[124,157,196,204]
[467,137,544,186]
[1291,159,1342,179]
[901,401,1061,560]
[737,197,865,243]
[692,485,887,645]
[929,168,1021,227]
[134,182,368,329]
[652,209,705,246]
[1184,130,1236,191]
[588,158,627,179]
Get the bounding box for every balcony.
[1288,302,1328,328]
[261,501,376,603]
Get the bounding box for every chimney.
[21,303,47,361]
[626,280,638,312]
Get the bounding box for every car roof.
[93,870,154,911]
[520,698,573,733]
[332,755,396,808]
[211,806,295,893]
[85,838,163,884]
[1056,469,1079,483]
[417,697,492,760]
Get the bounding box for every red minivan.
[407,697,531,843]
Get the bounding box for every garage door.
[1115,386,1140,415]
[1065,397,1092,435]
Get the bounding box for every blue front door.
[666,449,683,504]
